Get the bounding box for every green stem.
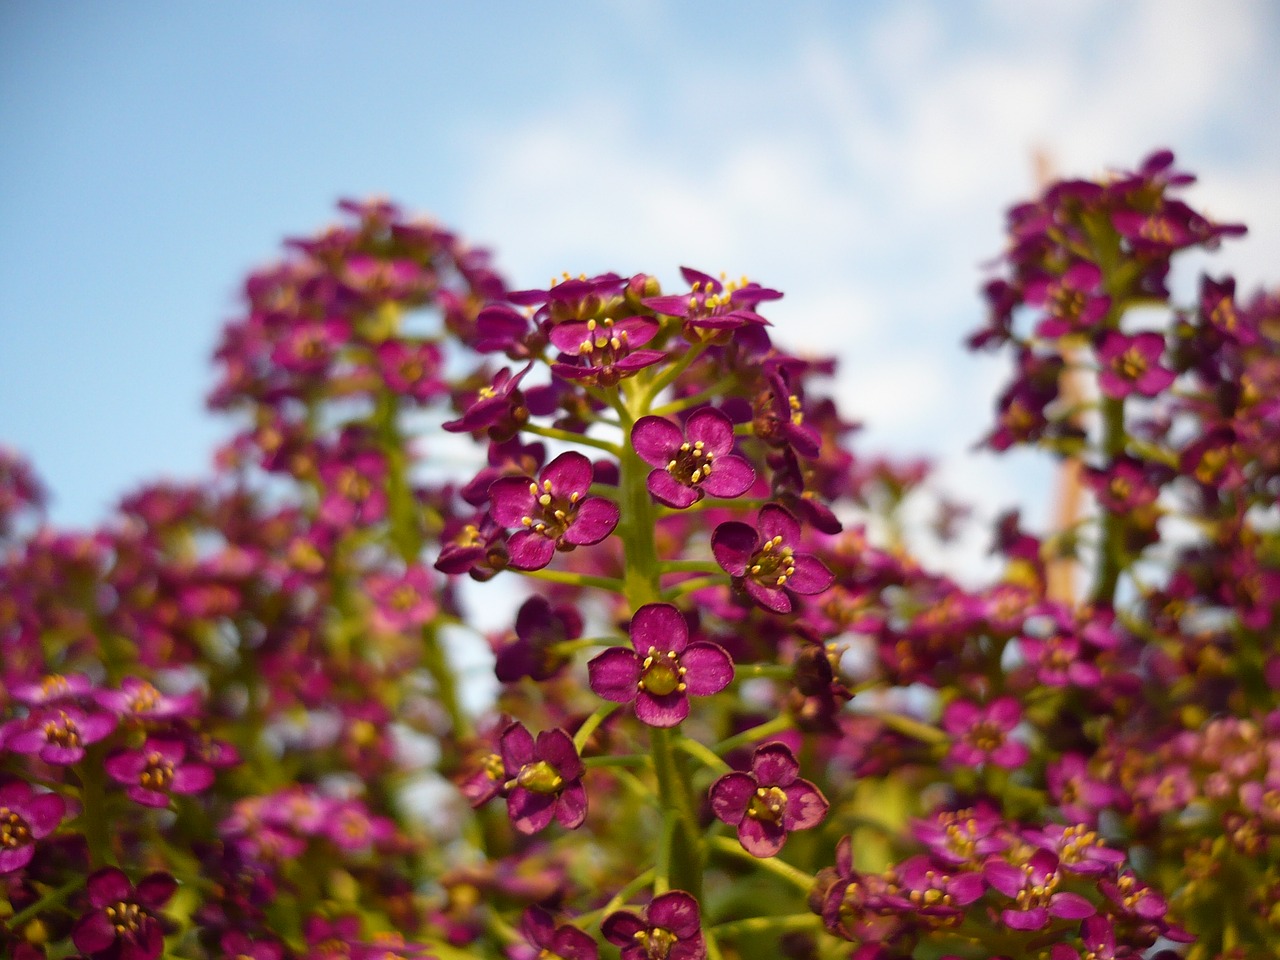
[6,875,86,929]
[650,726,703,899]
[518,567,626,593]
[651,374,739,417]
[584,754,652,769]
[574,702,622,751]
[642,340,709,407]
[869,710,948,745]
[660,575,727,601]
[676,736,732,774]
[659,560,724,575]
[711,914,821,938]
[522,422,622,456]
[707,837,815,892]
[714,715,795,755]
[75,754,114,867]
[421,621,471,743]
[1090,392,1128,605]
[581,868,657,929]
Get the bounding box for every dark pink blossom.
[494,595,584,683]
[105,738,216,808]
[4,705,117,765]
[893,855,986,922]
[365,566,438,633]
[1024,823,1125,876]
[443,363,533,441]
[711,504,833,614]
[0,780,66,873]
[499,721,587,834]
[1028,261,1111,338]
[95,677,201,722]
[587,603,732,728]
[631,408,755,509]
[488,451,619,570]
[519,906,598,960]
[709,742,828,857]
[72,867,177,960]
[941,697,1028,770]
[643,267,779,339]
[549,315,664,386]
[603,890,705,960]
[1096,330,1175,399]
[10,672,95,707]
[983,850,1095,931]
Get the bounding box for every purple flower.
[520,907,599,960]
[549,315,665,386]
[488,451,620,570]
[72,867,177,960]
[105,738,216,808]
[751,367,821,458]
[1046,754,1119,825]
[941,696,1028,770]
[631,408,755,509]
[603,890,705,960]
[711,504,833,614]
[643,267,779,340]
[0,780,66,873]
[10,672,95,707]
[587,603,733,728]
[1024,823,1125,876]
[709,742,828,857]
[365,566,438,633]
[983,850,1095,931]
[443,363,533,441]
[95,677,201,722]
[4,705,117,765]
[494,595,584,683]
[1096,330,1175,399]
[1028,261,1110,338]
[499,721,587,834]
[893,855,986,922]
[912,804,1009,867]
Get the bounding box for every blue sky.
[3,0,1278,563]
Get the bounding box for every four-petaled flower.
[71,867,177,960]
[982,849,1095,931]
[709,742,828,857]
[603,891,706,960]
[0,780,66,874]
[588,603,733,727]
[549,315,665,387]
[105,738,217,808]
[631,408,755,509]
[711,503,833,613]
[499,721,587,834]
[520,906,599,960]
[1095,330,1175,399]
[488,451,620,570]
[4,705,117,765]
[941,696,1029,770]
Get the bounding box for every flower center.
[129,682,162,714]
[638,647,687,697]
[516,760,565,795]
[969,721,1005,753]
[337,468,372,502]
[106,899,146,938]
[140,753,176,791]
[666,440,715,487]
[43,713,81,748]
[747,785,788,824]
[520,479,582,541]
[1,809,32,848]
[1117,346,1148,380]
[634,926,678,960]
[748,535,796,588]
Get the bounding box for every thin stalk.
[707,837,815,892]
[713,715,794,755]
[522,422,622,456]
[518,567,626,593]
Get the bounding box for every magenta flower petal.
[983,859,1024,897]
[630,603,689,653]
[1049,892,1096,920]
[557,781,588,829]
[698,455,754,498]
[648,470,702,508]
[135,872,178,909]
[542,450,593,494]
[783,781,829,830]
[711,522,756,576]
[745,578,791,613]
[601,911,647,943]
[757,503,800,542]
[632,416,685,466]
[507,788,556,834]
[677,643,733,695]
[635,690,689,728]
[647,892,701,938]
[685,407,734,453]
[783,555,833,595]
[507,530,558,570]
[1003,906,1049,930]
[751,742,800,786]
[737,815,786,858]
[587,647,643,703]
[73,912,120,954]
[709,772,756,825]
[488,477,537,527]
[500,721,537,769]
[561,497,620,546]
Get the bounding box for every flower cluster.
[2,153,1277,960]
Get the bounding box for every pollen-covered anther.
[538,493,552,506]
